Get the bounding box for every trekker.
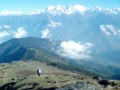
[37,67,42,76]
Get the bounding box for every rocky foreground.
[0,61,120,90]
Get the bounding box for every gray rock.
[56,82,96,90]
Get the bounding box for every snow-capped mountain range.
[0,4,120,79]
[0,4,120,60]
[0,4,120,15]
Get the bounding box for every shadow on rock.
[0,82,16,90]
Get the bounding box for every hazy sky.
[0,0,120,11]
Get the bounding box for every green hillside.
[1,61,120,90]
[0,37,98,76]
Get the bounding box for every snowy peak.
[0,4,120,16]
[46,4,120,15]
[47,4,87,15]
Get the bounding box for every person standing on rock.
[37,67,42,76]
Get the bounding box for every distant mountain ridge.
[0,37,56,62]
[0,5,120,80]
[0,37,120,80]
[0,37,97,77]
[0,4,120,16]
[0,6,120,54]
[0,5,120,55]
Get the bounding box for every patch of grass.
[0,61,90,89]
[1,61,120,90]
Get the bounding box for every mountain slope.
[0,37,97,76]
[0,60,120,90]
[0,6,120,72]
[0,37,54,62]
[0,37,120,80]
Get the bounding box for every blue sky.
[0,0,120,12]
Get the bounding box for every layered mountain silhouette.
[0,37,96,76]
[0,37,120,79]
[0,5,120,80]
[0,5,120,90]
[0,37,53,62]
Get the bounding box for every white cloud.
[3,25,11,29]
[0,31,10,38]
[100,25,111,36]
[14,27,27,38]
[100,24,120,36]
[118,30,120,33]
[48,21,62,28]
[41,29,52,39]
[57,41,93,60]
[25,10,45,15]
[0,10,22,16]
[0,25,11,29]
